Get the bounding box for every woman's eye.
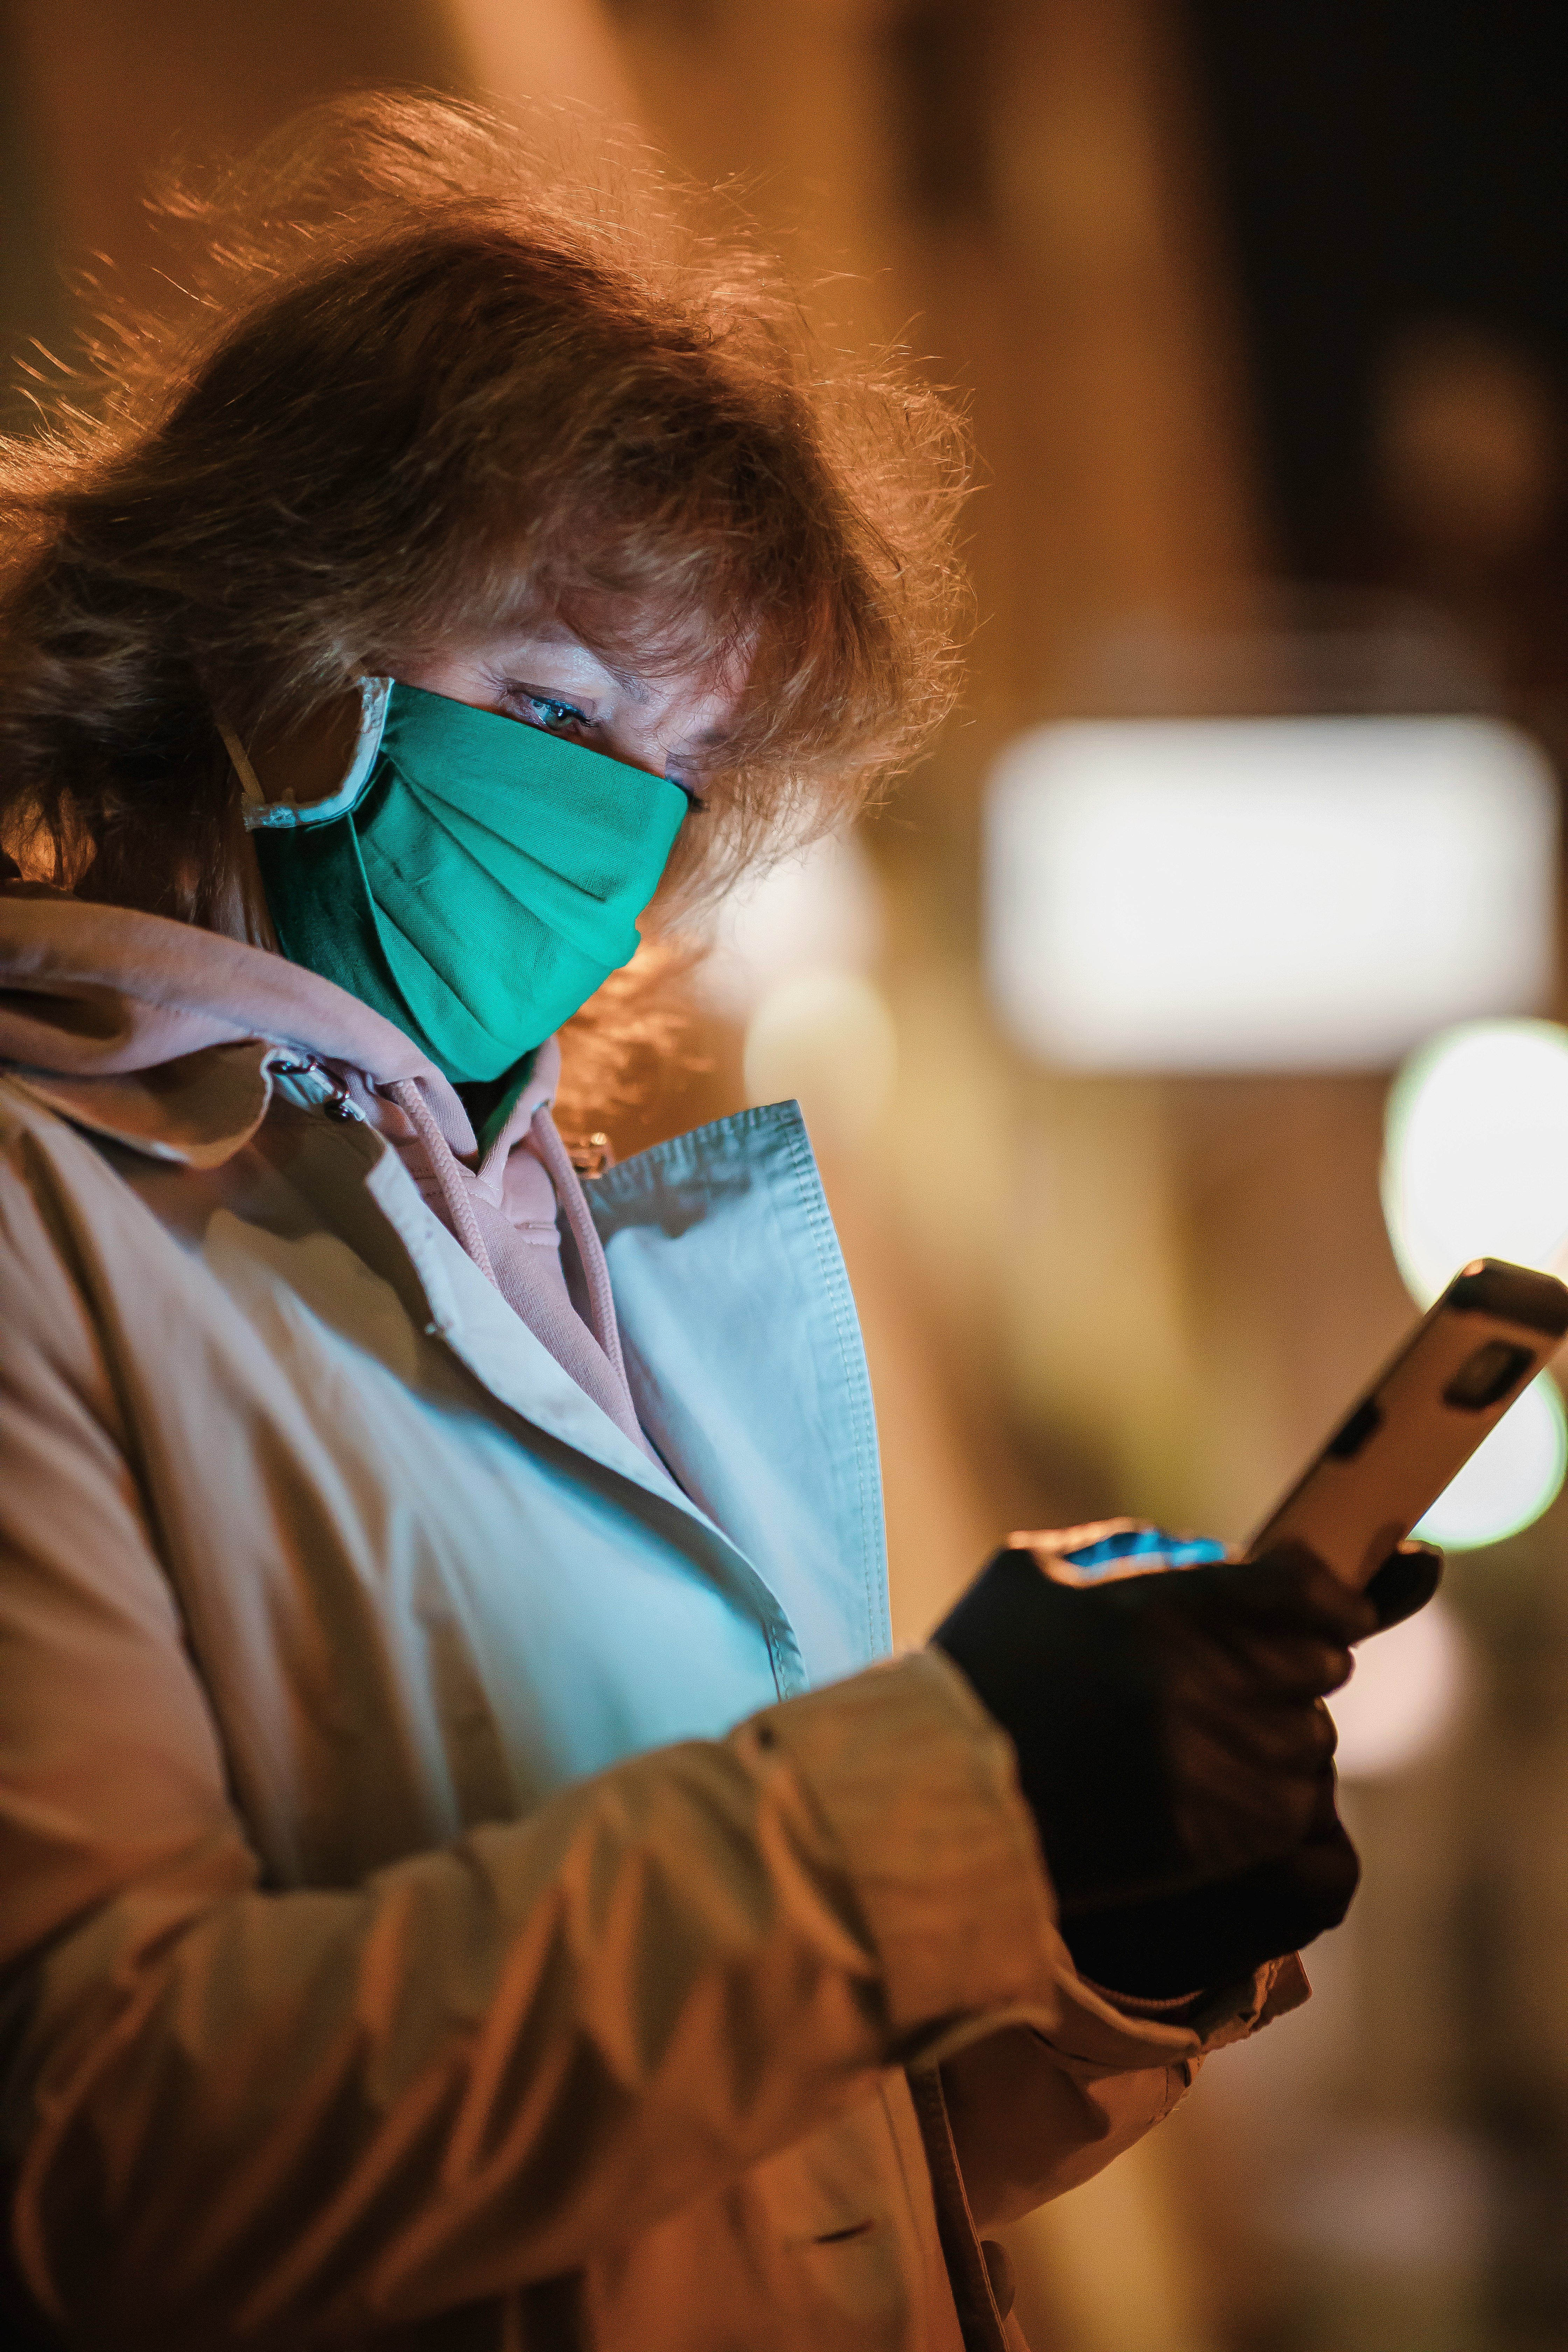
[509,692,590,735]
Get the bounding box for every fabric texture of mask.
[246,681,689,1084]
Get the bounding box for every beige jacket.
[0,895,1303,2351]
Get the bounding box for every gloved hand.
[931,1522,1441,1998]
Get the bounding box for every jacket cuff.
[735,1651,1064,2048]
[1044,1946,1311,2069]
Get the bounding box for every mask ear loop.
[216,716,271,811]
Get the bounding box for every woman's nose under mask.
[238,678,690,1084]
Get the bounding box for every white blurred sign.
[986,718,1558,1069]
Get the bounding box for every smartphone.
[1244,1257,1568,1588]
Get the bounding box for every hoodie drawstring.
[385,1078,500,1289]
[528,1106,633,1390]
[383,1077,644,1452]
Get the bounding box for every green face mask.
[244,679,690,1084]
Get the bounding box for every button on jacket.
[0,893,1303,2351]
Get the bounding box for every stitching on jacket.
[777,1105,889,1666]
[588,1100,890,1675]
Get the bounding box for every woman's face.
[396,627,738,805]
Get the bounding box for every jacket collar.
[0,891,881,1692]
[0,885,472,1136]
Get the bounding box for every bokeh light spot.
[1330,1595,1471,1782]
[1413,1372,1567,1551]
[1382,1018,1568,1306]
[742,969,898,1150]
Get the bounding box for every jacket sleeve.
[936,1956,1311,2230]
[0,1142,1065,2349]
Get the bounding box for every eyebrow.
[601,660,652,706]
[495,624,652,705]
[665,723,734,766]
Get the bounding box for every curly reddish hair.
[0,94,967,1097]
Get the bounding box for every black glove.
[1059,1772,1357,1998]
[932,1529,1441,1996]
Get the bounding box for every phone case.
[1244,1258,1568,1586]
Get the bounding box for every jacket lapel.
[589,1101,891,1688]
[12,1056,875,1701]
[292,1114,812,1702]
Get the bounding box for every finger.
[1364,1540,1443,1633]
[1155,1593,1359,1689]
[1182,1691,1339,1780]
[1171,1611,1358,1700]
[1301,1757,1344,1835]
[1201,1547,1379,1646]
[1226,1631,1358,1698]
[1278,1818,1361,1932]
[1169,1768,1325,1877]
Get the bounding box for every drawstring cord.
[382,1076,644,1446]
[384,1078,500,1289]
[528,1106,632,1388]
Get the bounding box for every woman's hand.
[931,1524,1441,1996]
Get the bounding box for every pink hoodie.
[0,886,651,1453]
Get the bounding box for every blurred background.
[5,1,1568,2344]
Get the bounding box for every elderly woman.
[0,96,1429,2352]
